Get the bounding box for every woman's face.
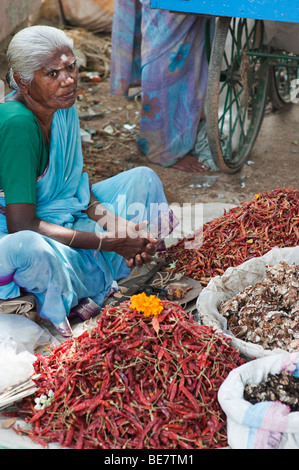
[25,48,79,111]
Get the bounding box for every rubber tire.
[269,65,294,112]
[206,17,270,173]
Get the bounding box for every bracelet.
[87,200,99,210]
[94,232,103,259]
[69,229,77,247]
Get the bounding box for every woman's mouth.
[60,89,76,100]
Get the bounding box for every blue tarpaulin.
[151,0,299,23]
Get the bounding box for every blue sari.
[0,104,177,327]
[110,0,212,167]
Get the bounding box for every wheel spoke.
[218,83,250,159]
[218,85,244,126]
[272,56,299,104]
[219,86,231,135]
[228,18,238,63]
[232,86,249,143]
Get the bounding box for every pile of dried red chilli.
[14,297,245,449]
[164,187,299,286]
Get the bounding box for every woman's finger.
[135,220,149,232]
[145,242,157,256]
[126,258,135,268]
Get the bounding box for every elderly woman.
[0,26,177,337]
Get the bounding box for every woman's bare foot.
[172,154,208,172]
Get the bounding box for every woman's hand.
[6,202,158,268]
[105,220,158,267]
[126,221,158,267]
[86,198,159,267]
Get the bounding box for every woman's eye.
[48,71,57,78]
[68,63,76,71]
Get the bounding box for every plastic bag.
[218,352,299,449]
[0,314,53,399]
[0,314,52,355]
[196,246,299,359]
[0,338,36,394]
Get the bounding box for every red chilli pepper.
[15,299,245,450]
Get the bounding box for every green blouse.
[0,101,49,205]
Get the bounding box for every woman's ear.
[13,72,29,94]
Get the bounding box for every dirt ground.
[1,29,298,209]
[79,76,299,207]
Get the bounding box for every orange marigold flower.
[130,292,164,317]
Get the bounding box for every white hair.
[6,25,74,90]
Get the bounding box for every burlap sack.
[61,0,114,33]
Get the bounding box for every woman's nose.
[60,72,75,87]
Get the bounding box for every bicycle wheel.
[206,17,270,173]
[269,55,299,110]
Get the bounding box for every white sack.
[218,352,299,449]
[196,246,299,359]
